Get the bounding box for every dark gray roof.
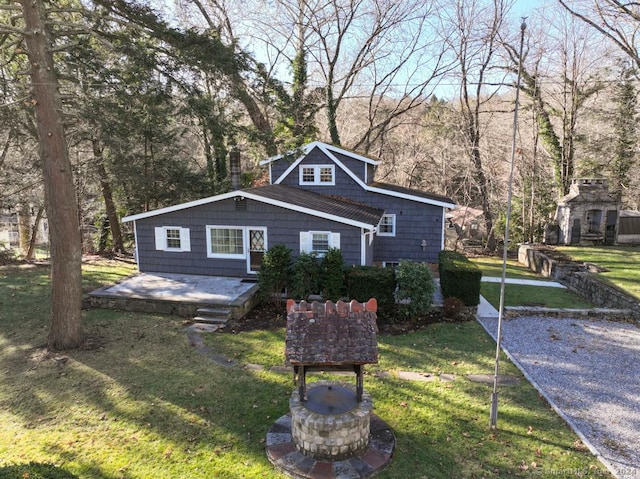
[244,184,385,227]
[369,181,454,205]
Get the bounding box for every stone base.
[266,413,395,479]
[290,381,371,461]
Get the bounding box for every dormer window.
[300,165,335,185]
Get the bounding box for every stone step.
[193,315,230,325]
[197,307,232,317]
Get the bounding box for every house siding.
[362,192,444,264]
[134,197,365,276]
[331,151,369,183]
[274,151,445,264]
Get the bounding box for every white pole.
[490,17,527,430]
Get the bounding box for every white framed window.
[378,214,396,236]
[206,226,245,259]
[154,226,191,252]
[300,231,340,256]
[299,165,335,185]
[382,261,399,269]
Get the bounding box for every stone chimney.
[229,148,241,190]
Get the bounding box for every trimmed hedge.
[438,250,482,306]
[345,266,396,317]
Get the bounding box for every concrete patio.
[88,272,260,318]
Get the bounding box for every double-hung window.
[300,231,340,256]
[207,226,245,258]
[154,226,191,252]
[299,165,335,185]
[378,214,396,236]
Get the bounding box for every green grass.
[479,282,595,309]
[468,256,544,280]
[468,256,596,309]
[559,245,640,299]
[0,259,612,478]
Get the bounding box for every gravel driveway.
[477,314,640,479]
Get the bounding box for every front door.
[247,228,267,274]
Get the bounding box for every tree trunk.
[17,203,31,256]
[20,0,83,350]
[92,138,125,254]
[26,206,44,261]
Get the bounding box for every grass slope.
[559,245,640,299]
[468,256,595,309]
[0,259,612,478]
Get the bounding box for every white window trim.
[154,226,191,252]
[299,164,335,186]
[378,214,396,237]
[206,226,246,259]
[300,230,340,257]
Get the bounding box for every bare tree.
[505,6,609,196]
[559,0,640,69]
[439,0,514,252]
[6,0,84,350]
[177,0,452,154]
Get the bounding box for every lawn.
[468,256,596,309]
[0,258,612,478]
[559,245,640,299]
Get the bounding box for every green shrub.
[395,260,435,317]
[345,266,396,317]
[0,463,79,479]
[290,251,321,299]
[438,250,482,306]
[321,247,345,301]
[257,244,292,305]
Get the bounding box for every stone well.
[290,381,372,461]
[266,299,395,478]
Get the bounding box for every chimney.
[230,148,241,190]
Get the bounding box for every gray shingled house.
[122,141,455,277]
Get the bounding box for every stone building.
[554,178,619,245]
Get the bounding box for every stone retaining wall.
[518,245,582,280]
[562,272,640,313]
[517,245,640,316]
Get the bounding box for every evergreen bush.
[290,251,321,299]
[345,266,396,317]
[257,244,292,305]
[438,250,482,306]
[395,260,435,317]
[320,247,345,301]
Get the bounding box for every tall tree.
[505,8,606,196]
[94,0,278,155]
[610,61,637,202]
[14,0,83,350]
[441,0,513,252]
[559,0,640,69]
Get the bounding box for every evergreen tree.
[610,62,637,202]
